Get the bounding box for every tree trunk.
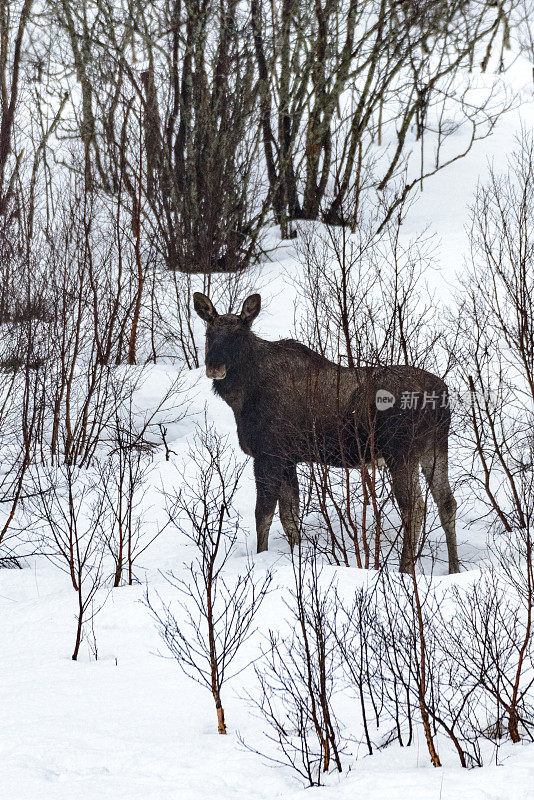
[215,696,227,734]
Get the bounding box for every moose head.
[193,292,261,380]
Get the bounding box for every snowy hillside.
[2,5,534,799]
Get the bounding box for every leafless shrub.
[295,216,444,369]
[147,422,272,734]
[0,359,44,560]
[333,541,534,769]
[332,585,385,757]
[333,573,474,768]
[446,133,534,745]
[27,460,109,660]
[244,545,343,786]
[0,276,47,560]
[100,401,155,587]
[455,132,534,532]
[437,563,534,750]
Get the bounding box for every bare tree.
[28,459,109,660]
[244,541,343,785]
[251,0,514,229]
[438,560,534,749]
[147,422,272,734]
[0,0,36,218]
[101,391,163,587]
[50,0,268,274]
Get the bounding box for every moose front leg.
[254,458,281,552]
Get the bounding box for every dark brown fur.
[194,292,459,573]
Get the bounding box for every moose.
[193,292,459,573]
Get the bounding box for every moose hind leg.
[420,447,459,574]
[254,459,281,553]
[279,464,300,549]
[390,460,425,573]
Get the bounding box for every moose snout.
[206,364,227,380]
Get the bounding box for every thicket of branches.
[0,0,515,277]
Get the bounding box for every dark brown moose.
[193,292,459,573]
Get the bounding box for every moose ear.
[240,294,261,325]
[193,292,218,323]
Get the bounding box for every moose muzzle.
[206,364,227,380]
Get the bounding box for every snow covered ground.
[2,55,534,800]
